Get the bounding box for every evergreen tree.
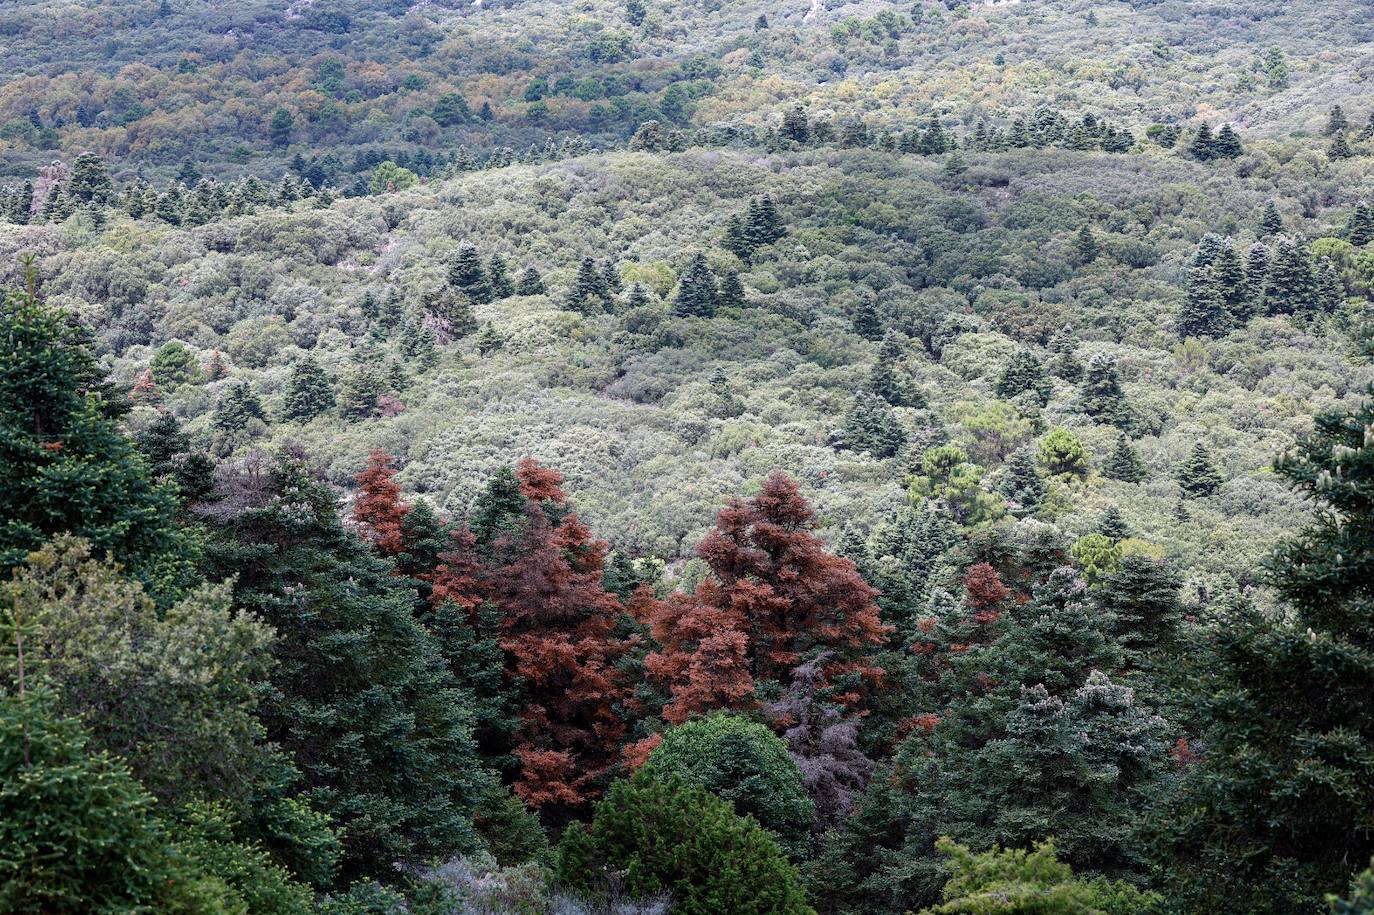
[1176,442,1223,497]
[280,356,334,422]
[1098,505,1129,541]
[717,268,747,309]
[1259,201,1284,236]
[212,379,265,432]
[1349,204,1374,247]
[1212,239,1250,318]
[516,265,546,296]
[1102,433,1148,482]
[999,448,1046,518]
[487,253,515,299]
[269,107,294,147]
[201,455,496,879]
[852,297,883,341]
[569,255,610,313]
[149,340,202,389]
[1,275,190,594]
[994,350,1053,405]
[1074,223,1099,263]
[625,282,651,309]
[1214,124,1243,159]
[1077,354,1132,430]
[1094,553,1181,664]
[1245,242,1271,308]
[448,243,493,304]
[1330,131,1354,161]
[839,393,906,458]
[1264,236,1316,315]
[601,259,623,296]
[1046,326,1083,381]
[1177,266,1234,339]
[1326,104,1349,135]
[781,104,810,143]
[674,253,719,318]
[66,152,112,205]
[1189,123,1216,161]
[1158,392,1374,912]
[1315,257,1345,313]
[868,333,923,407]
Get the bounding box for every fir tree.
[1264,236,1316,315]
[1074,223,1099,263]
[1103,433,1148,482]
[516,265,546,295]
[995,350,1053,406]
[1326,104,1349,135]
[280,356,334,422]
[1315,257,1345,313]
[1000,448,1047,518]
[569,255,610,314]
[1349,204,1374,247]
[1077,354,1132,430]
[1329,131,1354,161]
[852,297,883,341]
[601,259,623,296]
[487,253,515,299]
[1046,326,1083,382]
[67,152,113,205]
[781,104,810,143]
[448,243,493,304]
[1214,124,1243,159]
[839,393,907,458]
[1189,123,1216,161]
[1259,201,1284,237]
[718,269,747,309]
[1177,266,1234,339]
[1098,505,1129,541]
[674,253,719,318]
[1158,392,1374,911]
[212,379,265,432]
[1176,442,1223,497]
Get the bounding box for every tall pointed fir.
[279,356,334,422]
[674,253,719,318]
[448,242,493,304]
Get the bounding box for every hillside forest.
[2,0,1374,913]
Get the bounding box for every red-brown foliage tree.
[637,471,889,724]
[475,459,631,811]
[352,450,411,555]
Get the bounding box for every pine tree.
[674,253,719,318]
[1176,442,1223,497]
[448,243,493,304]
[1177,266,1234,339]
[280,356,334,422]
[1159,393,1374,911]
[718,269,747,309]
[1103,433,1148,482]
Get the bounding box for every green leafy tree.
[639,714,815,859]
[1039,427,1091,478]
[919,837,1160,915]
[150,340,202,389]
[555,775,814,915]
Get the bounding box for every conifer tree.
[516,265,546,295]
[569,255,610,314]
[673,253,719,318]
[212,379,265,431]
[1046,326,1084,381]
[718,268,747,309]
[1330,131,1354,161]
[1176,442,1223,497]
[839,393,907,458]
[1077,354,1132,430]
[448,243,493,304]
[1000,448,1047,518]
[601,259,623,296]
[1189,123,1216,160]
[852,297,883,341]
[487,253,515,299]
[352,450,412,556]
[67,152,113,205]
[1214,124,1243,159]
[1158,392,1374,912]
[1326,104,1349,135]
[1074,223,1099,263]
[781,104,810,143]
[1315,256,1345,313]
[1349,204,1374,246]
[1177,266,1234,339]
[1259,201,1284,236]
[1244,242,1271,308]
[868,333,923,407]
[1103,433,1148,482]
[1098,505,1129,541]
[995,350,1053,405]
[280,356,334,422]
[1264,236,1316,315]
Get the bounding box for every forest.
[2,0,1374,913]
